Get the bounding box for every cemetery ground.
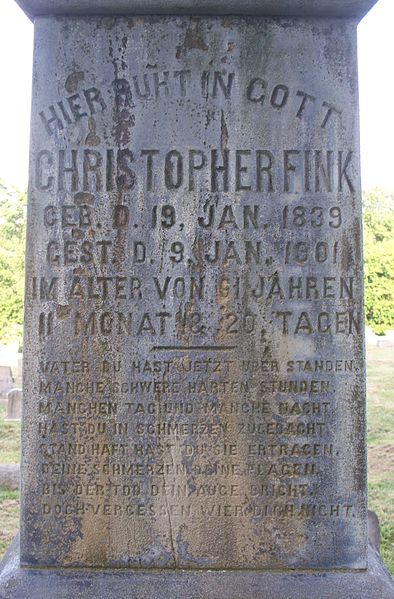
[0,346,392,573]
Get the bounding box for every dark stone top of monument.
[16,0,379,21]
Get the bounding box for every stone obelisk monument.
[0,0,393,597]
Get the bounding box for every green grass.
[0,487,19,559]
[0,405,20,464]
[366,346,394,575]
[0,406,21,559]
[0,349,392,575]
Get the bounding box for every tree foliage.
[0,181,26,345]
[363,189,394,334]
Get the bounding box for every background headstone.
[0,343,22,389]
[0,366,14,399]
[377,331,394,348]
[6,389,22,421]
[1,1,393,597]
[0,464,20,491]
[15,355,23,388]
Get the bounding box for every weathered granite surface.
[20,14,369,570]
[15,0,379,20]
[1,0,392,596]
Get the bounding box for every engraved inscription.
[21,16,366,571]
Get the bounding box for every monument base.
[0,536,393,599]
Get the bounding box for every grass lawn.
[366,345,394,574]
[0,488,18,559]
[0,348,392,574]
[0,404,19,557]
[0,405,20,464]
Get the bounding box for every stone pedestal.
[1,0,393,597]
[1,513,393,597]
[1,537,393,599]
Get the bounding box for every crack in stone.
[157,393,177,567]
[162,463,177,567]
[220,109,229,155]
